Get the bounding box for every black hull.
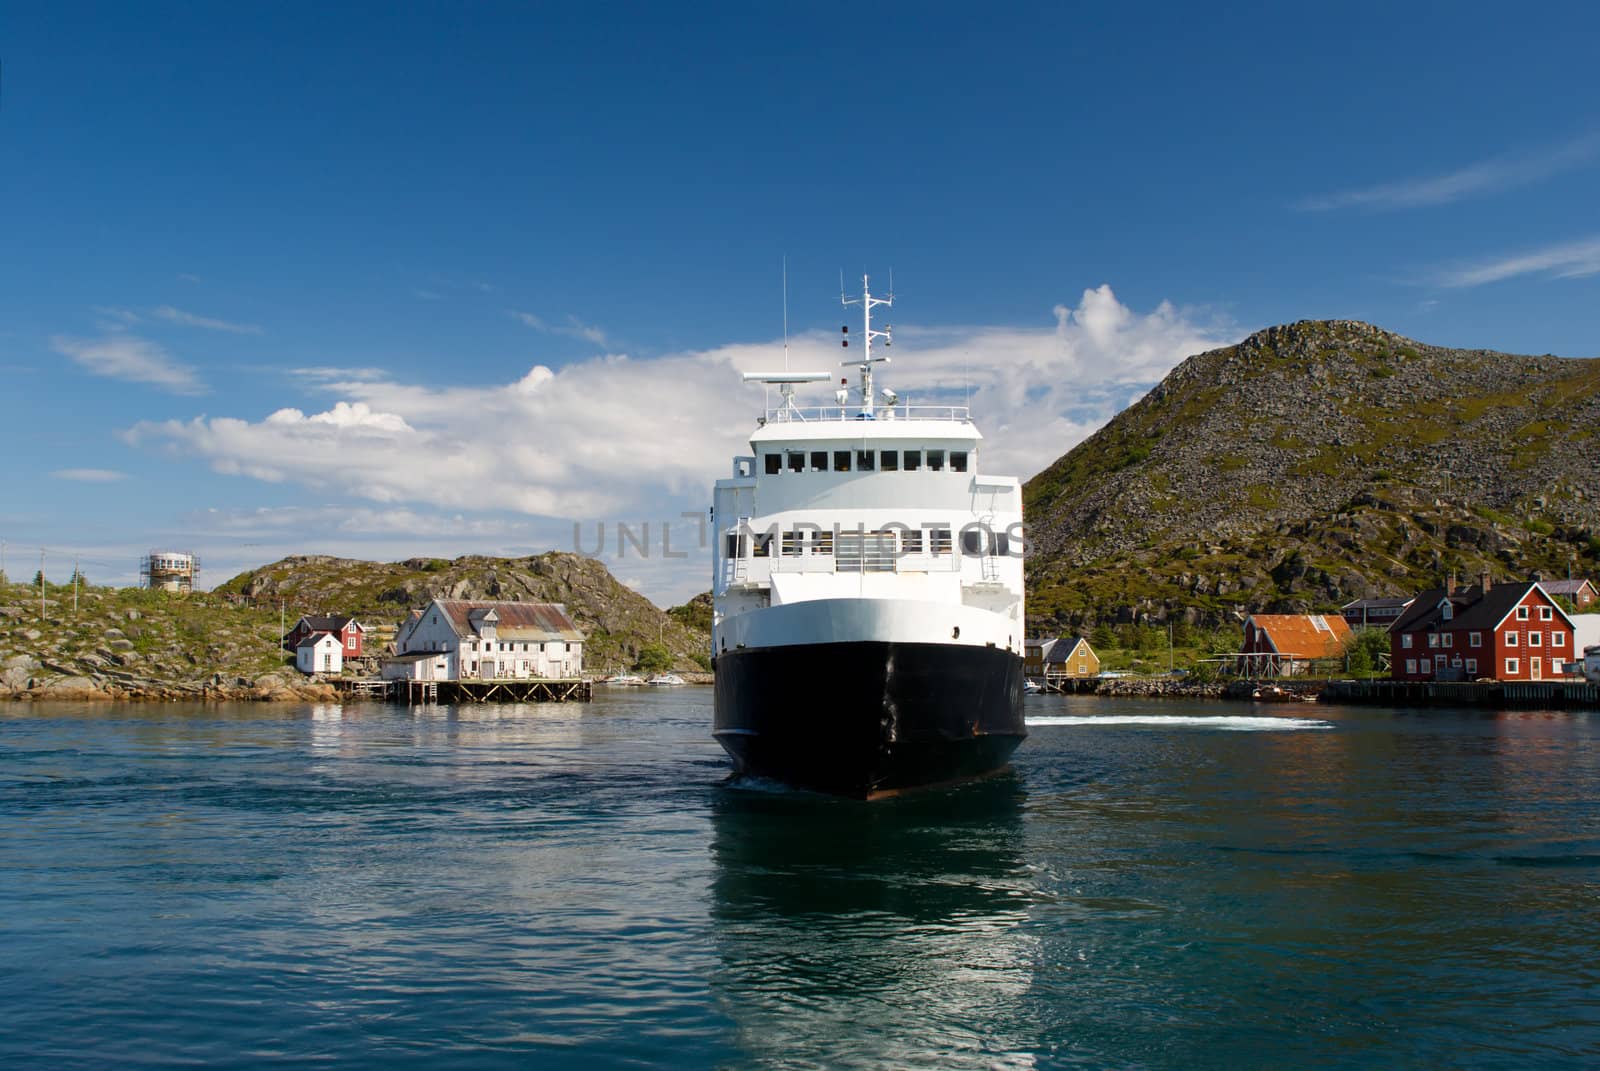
[713,641,1026,799]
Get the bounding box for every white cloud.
[510,309,609,346]
[152,305,263,335]
[126,286,1234,598]
[52,334,206,395]
[1433,234,1600,288]
[51,468,127,482]
[1298,131,1600,211]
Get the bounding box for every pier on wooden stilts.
[330,678,593,704]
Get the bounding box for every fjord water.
[3,694,1598,1069]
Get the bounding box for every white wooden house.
[381,599,586,681]
[296,632,344,675]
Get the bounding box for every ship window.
[904,450,922,471]
[928,527,952,555]
[961,529,983,555]
[901,528,923,554]
[881,450,899,471]
[856,450,875,471]
[833,450,851,472]
[951,451,968,472]
[814,530,833,555]
[725,533,749,558]
[928,449,945,471]
[837,531,896,573]
[764,453,781,475]
[753,533,772,558]
[810,451,828,472]
[787,451,804,473]
[782,530,803,556]
[992,531,1010,556]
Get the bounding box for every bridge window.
[781,530,803,556]
[951,451,968,472]
[961,529,983,555]
[901,529,923,554]
[928,527,952,555]
[814,530,833,555]
[881,450,899,471]
[992,531,1010,555]
[928,449,945,471]
[833,450,851,472]
[753,533,772,558]
[810,451,827,472]
[787,451,804,473]
[764,454,781,475]
[904,450,921,471]
[856,450,875,471]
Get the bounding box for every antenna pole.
[782,256,789,371]
[841,274,893,417]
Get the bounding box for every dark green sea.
[3,692,1598,1069]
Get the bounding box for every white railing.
[760,404,971,424]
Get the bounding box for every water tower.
[141,550,200,593]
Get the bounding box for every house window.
[1516,606,1530,620]
[1443,633,1453,648]
[1470,632,1481,648]
[810,451,827,472]
[347,635,357,650]
[1441,602,1453,621]
[1427,633,1439,648]
[833,450,851,472]
[1505,632,1518,647]
[1506,657,1519,675]
[903,450,922,471]
[1466,658,1477,676]
[1402,634,1413,649]
[1539,606,1553,621]
[951,451,969,472]
[1405,658,1417,674]
[1529,632,1541,646]
[765,453,781,475]
[881,450,899,471]
[1553,632,1565,647]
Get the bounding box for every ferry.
[710,275,1027,798]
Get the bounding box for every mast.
[841,273,892,417]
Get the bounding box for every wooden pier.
[330,678,592,704]
[1322,679,1600,709]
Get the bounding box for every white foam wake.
[1025,715,1331,731]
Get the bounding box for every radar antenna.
[840,273,892,418]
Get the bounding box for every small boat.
[1023,679,1044,694]
[646,673,686,686]
[604,674,646,686]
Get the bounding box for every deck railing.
[760,404,971,424]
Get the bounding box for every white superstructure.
[711,276,1025,662]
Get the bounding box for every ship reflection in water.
[708,777,1040,1069]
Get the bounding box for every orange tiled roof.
[1249,614,1352,660]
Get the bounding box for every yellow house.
[1043,636,1100,679]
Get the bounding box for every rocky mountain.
[1023,320,1600,629]
[215,551,711,673]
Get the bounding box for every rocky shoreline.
[1,654,340,703]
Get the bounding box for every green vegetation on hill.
[215,551,711,673]
[1023,320,1600,631]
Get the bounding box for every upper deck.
[749,404,982,446]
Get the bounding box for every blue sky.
[6,2,1600,604]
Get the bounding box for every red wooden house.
[1389,575,1575,682]
[282,615,366,658]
